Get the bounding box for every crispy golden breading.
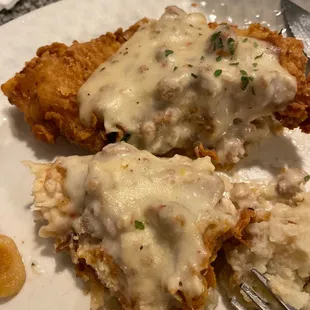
[27,160,254,310]
[2,21,309,153]
[1,19,148,153]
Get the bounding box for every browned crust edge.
[33,162,255,310]
[209,22,310,131]
[1,20,309,154]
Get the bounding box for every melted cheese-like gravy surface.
[57,142,238,309]
[79,6,296,164]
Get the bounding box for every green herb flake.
[214,69,223,77]
[229,62,239,66]
[135,220,145,230]
[165,49,174,57]
[173,66,178,71]
[242,38,248,43]
[240,70,248,76]
[187,64,193,67]
[200,55,205,61]
[217,38,224,49]
[216,55,222,62]
[253,41,259,48]
[210,31,221,43]
[227,37,236,55]
[254,69,258,71]
[304,175,310,183]
[249,76,254,81]
[252,63,258,67]
[251,86,256,96]
[210,31,223,50]
[255,53,264,60]
[241,76,250,90]
[191,73,198,79]
[121,133,131,142]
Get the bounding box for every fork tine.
[231,297,247,310]
[251,269,297,310]
[240,282,271,310]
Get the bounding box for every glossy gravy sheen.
[58,143,239,309]
[79,6,296,164]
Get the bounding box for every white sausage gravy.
[33,142,240,309]
[79,6,296,164]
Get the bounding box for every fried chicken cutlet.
[1,19,148,152]
[25,142,254,310]
[2,7,310,164]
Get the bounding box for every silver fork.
[231,269,297,310]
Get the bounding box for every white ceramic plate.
[1,0,310,309]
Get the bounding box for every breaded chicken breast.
[1,19,147,152]
[26,142,254,310]
[2,7,310,164]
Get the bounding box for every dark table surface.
[0,0,59,25]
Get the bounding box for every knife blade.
[281,0,310,58]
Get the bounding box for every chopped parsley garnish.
[121,133,131,142]
[210,31,223,51]
[229,62,239,66]
[253,41,259,48]
[227,37,236,55]
[239,69,254,90]
[191,73,198,78]
[242,38,248,43]
[240,74,254,90]
[255,53,264,60]
[187,64,193,67]
[210,31,221,43]
[201,56,205,61]
[252,63,258,67]
[165,49,174,57]
[135,220,145,230]
[304,175,310,183]
[218,38,224,49]
[216,55,222,62]
[214,69,222,77]
[254,69,258,71]
[173,66,178,71]
[100,67,106,72]
[251,86,256,95]
[241,76,250,90]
